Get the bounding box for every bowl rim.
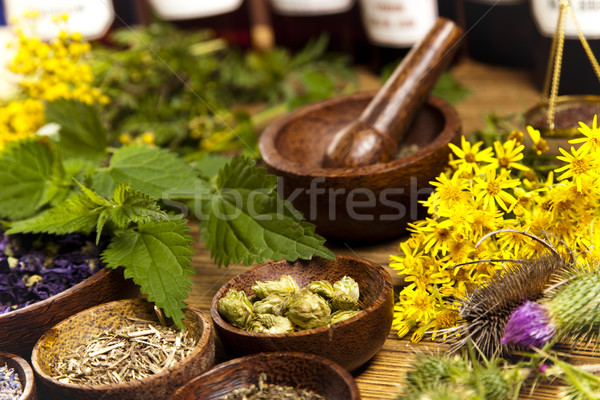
[259,92,461,178]
[30,298,214,391]
[0,266,114,321]
[171,351,361,399]
[0,351,36,398]
[210,254,393,338]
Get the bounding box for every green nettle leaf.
[202,157,334,267]
[7,193,100,235]
[45,100,108,161]
[110,183,169,229]
[92,145,199,199]
[0,140,59,219]
[101,218,194,327]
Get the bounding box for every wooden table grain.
[185,59,585,399]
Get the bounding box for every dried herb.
[0,363,23,400]
[0,229,101,314]
[221,373,324,400]
[50,318,196,386]
[218,275,362,332]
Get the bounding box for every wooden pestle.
[322,18,464,168]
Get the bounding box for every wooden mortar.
[323,17,463,168]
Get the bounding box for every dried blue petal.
[0,229,103,315]
[501,300,556,348]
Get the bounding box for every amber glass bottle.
[462,0,535,67]
[269,0,368,61]
[359,0,440,72]
[531,0,600,95]
[147,0,251,48]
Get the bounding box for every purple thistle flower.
[501,300,556,348]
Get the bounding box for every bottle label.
[148,0,243,20]
[532,0,600,39]
[465,0,524,4]
[270,0,354,16]
[4,0,114,40]
[359,0,438,47]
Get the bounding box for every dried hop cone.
[330,292,360,312]
[286,289,331,330]
[248,314,294,334]
[218,289,254,329]
[330,310,361,325]
[307,280,335,299]
[252,275,299,299]
[252,294,286,315]
[333,276,360,302]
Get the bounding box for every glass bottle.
[147,0,250,48]
[269,0,366,59]
[531,0,600,95]
[461,0,535,67]
[359,0,439,72]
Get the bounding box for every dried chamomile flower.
[252,294,286,315]
[248,314,294,334]
[330,292,360,312]
[307,280,334,299]
[333,276,359,302]
[286,289,331,330]
[218,289,254,329]
[330,310,361,325]
[252,275,298,299]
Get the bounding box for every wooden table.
[186,59,580,399]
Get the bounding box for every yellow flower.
[429,170,470,211]
[555,146,599,192]
[448,136,495,174]
[410,218,455,257]
[141,131,155,145]
[527,126,549,155]
[570,115,600,154]
[473,168,519,211]
[396,285,438,324]
[490,139,528,171]
[393,318,417,339]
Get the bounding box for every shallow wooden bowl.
[210,254,394,371]
[0,351,37,399]
[259,93,460,242]
[170,352,361,400]
[31,298,215,400]
[0,267,135,356]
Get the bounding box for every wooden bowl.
[0,351,37,399]
[0,267,136,356]
[31,298,215,400]
[210,254,394,371]
[169,352,361,400]
[259,93,460,242]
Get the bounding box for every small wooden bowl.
[169,352,361,400]
[210,255,394,371]
[31,298,215,400]
[259,93,460,242]
[0,351,37,399]
[0,267,136,356]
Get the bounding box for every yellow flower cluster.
[391,119,600,342]
[0,15,108,150]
